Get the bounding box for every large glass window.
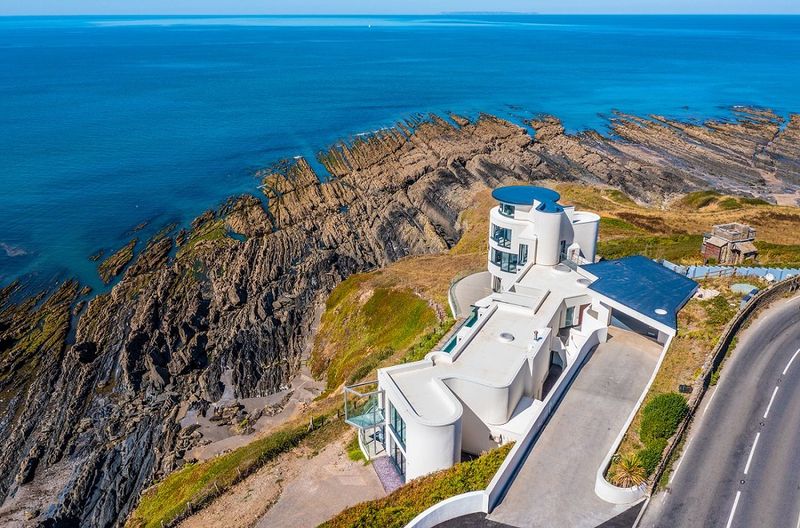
[491,224,511,248]
[389,405,406,449]
[491,248,518,273]
[499,203,515,218]
[519,244,529,265]
[392,440,406,478]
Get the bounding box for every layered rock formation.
[0,108,799,527]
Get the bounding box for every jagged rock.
[73,342,98,364]
[0,109,798,527]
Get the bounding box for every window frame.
[499,203,515,218]
[519,243,529,265]
[491,224,512,248]
[389,404,406,450]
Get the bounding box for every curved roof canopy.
[491,185,563,213]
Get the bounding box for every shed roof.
[581,256,698,330]
[704,236,728,248]
[734,241,758,254]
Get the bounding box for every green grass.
[311,276,439,392]
[678,190,722,209]
[598,234,703,263]
[599,217,645,237]
[605,189,638,206]
[346,433,367,464]
[127,419,320,528]
[753,241,800,268]
[319,443,513,528]
[716,197,742,211]
[739,196,771,206]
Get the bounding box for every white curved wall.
[572,213,600,262]
[532,208,563,266]
[405,418,462,480]
[404,491,487,528]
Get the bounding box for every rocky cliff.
[0,109,798,527]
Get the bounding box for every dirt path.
[178,434,384,528]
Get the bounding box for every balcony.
[344,381,384,430]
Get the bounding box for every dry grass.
[309,187,495,392]
[613,276,765,459]
[557,185,800,253]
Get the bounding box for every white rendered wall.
[572,214,600,262]
[404,416,462,480]
[531,207,563,266]
[379,368,463,481]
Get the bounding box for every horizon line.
[1,12,799,17]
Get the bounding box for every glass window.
[390,405,406,449]
[491,248,518,273]
[491,224,511,248]
[499,203,515,218]
[392,440,406,478]
[559,240,567,261]
[519,244,528,265]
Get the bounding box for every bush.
[639,393,688,445]
[346,433,366,463]
[608,453,647,488]
[637,438,667,476]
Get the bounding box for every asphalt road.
[641,295,800,528]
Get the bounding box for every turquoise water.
[2,15,800,290]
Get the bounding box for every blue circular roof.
[491,185,562,212]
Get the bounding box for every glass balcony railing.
[344,381,384,430]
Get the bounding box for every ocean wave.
[0,243,28,258]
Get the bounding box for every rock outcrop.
[0,109,799,527]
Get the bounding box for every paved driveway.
[487,329,661,528]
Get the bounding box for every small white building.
[344,185,696,483]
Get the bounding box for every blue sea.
[1,15,800,291]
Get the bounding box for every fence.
[648,274,800,495]
[661,260,800,281]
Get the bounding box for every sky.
[1,0,798,16]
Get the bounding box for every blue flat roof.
[491,185,563,213]
[581,256,698,330]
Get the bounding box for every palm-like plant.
[609,453,647,488]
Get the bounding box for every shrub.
[637,438,667,476]
[346,432,366,463]
[320,443,513,528]
[608,453,647,488]
[639,393,689,445]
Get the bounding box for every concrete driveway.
[487,329,661,528]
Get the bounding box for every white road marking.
[783,348,800,376]
[744,433,761,475]
[796,508,800,528]
[726,491,742,528]
[704,386,718,416]
[670,434,696,483]
[764,386,779,419]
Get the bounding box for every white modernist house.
[344,185,697,482]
